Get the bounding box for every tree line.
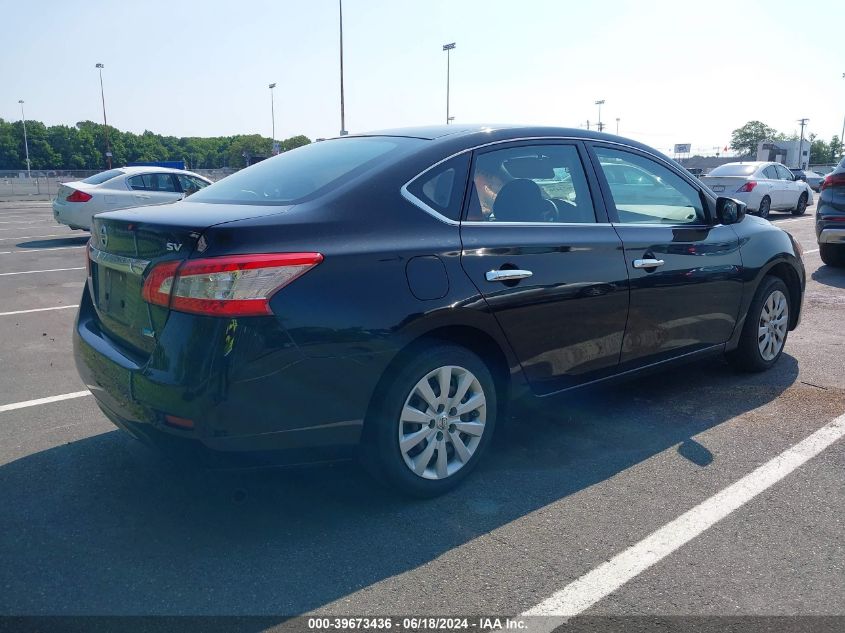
[730,120,843,165]
[0,118,311,171]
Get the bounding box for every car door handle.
[134,194,151,199]
[485,269,533,282]
[632,258,665,269]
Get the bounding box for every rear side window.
[128,173,178,192]
[191,137,422,205]
[405,155,470,221]
[465,144,596,223]
[82,169,125,185]
[762,166,779,179]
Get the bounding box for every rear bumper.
[73,286,374,465]
[52,200,93,230]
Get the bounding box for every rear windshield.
[81,169,125,185]
[707,164,757,177]
[191,136,422,205]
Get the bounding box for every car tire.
[362,342,497,497]
[756,196,771,219]
[792,192,808,216]
[727,275,790,373]
[819,243,845,267]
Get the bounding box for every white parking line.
[0,233,71,241]
[0,390,91,414]
[0,246,86,255]
[522,412,845,622]
[0,220,56,225]
[0,225,63,231]
[0,305,78,316]
[0,267,85,277]
[805,248,820,254]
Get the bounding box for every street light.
[95,63,112,169]
[338,0,347,136]
[443,42,456,125]
[595,100,605,132]
[17,100,31,178]
[269,83,277,146]
[615,117,620,135]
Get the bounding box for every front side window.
[177,174,210,195]
[775,164,793,180]
[465,144,596,223]
[595,147,705,225]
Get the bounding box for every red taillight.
[821,173,845,191]
[141,253,323,317]
[737,181,757,193]
[66,189,92,202]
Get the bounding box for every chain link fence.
[0,168,235,201]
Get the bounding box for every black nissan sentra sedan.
[75,125,805,496]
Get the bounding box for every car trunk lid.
[700,176,752,194]
[87,201,294,359]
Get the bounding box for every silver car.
[52,167,212,230]
[701,161,813,218]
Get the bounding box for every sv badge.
[166,242,183,252]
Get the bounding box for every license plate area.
[711,185,725,192]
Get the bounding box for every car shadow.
[811,266,845,289]
[14,236,89,249]
[0,354,799,622]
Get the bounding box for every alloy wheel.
[398,365,487,480]
[757,289,788,361]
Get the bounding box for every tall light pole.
[615,117,620,135]
[595,100,605,132]
[17,100,31,178]
[443,42,456,124]
[95,63,112,169]
[269,83,277,147]
[797,118,808,169]
[840,73,845,159]
[338,0,347,136]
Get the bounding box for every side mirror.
[794,174,805,181]
[716,197,746,225]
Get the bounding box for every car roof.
[344,124,665,156]
[118,166,196,175]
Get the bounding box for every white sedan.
[700,161,813,218]
[52,167,212,230]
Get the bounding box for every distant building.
[756,139,809,170]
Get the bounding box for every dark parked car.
[75,125,806,496]
[790,168,825,192]
[816,157,845,266]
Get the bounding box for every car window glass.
[177,174,210,195]
[81,169,125,185]
[762,166,779,179]
[595,147,705,225]
[775,164,793,180]
[153,173,177,192]
[406,154,470,221]
[127,175,148,190]
[191,137,421,205]
[466,144,596,223]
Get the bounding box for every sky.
[2,0,844,157]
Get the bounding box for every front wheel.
[362,343,497,497]
[792,192,808,216]
[727,276,790,372]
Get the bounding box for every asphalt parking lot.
[0,201,843,626]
